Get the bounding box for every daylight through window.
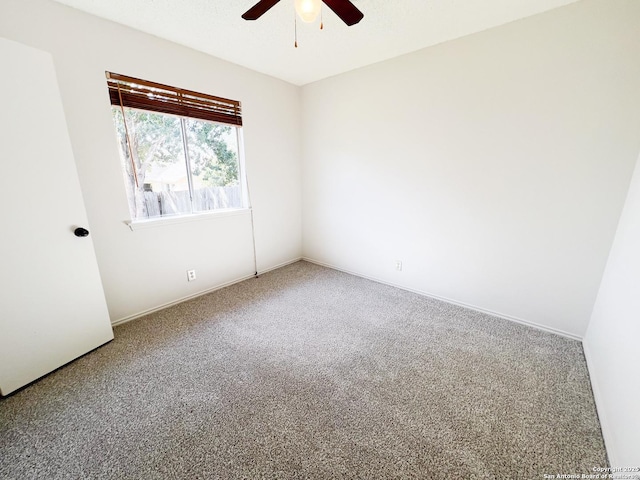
[106,72,246,221]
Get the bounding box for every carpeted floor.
[0,261,607,479]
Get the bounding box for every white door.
[0,38,114,396]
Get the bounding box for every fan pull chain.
[294,13,298,48]
[320,5,324,30]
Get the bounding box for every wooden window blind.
[106,72,242,127]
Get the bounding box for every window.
[106,72,246,221]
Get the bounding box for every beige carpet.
[0,261,607,479]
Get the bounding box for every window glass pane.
[112,107,190,219]
[185,118,243,213]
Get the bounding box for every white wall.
[584,151,640,467]
[0,0,302,322]
[301,0,640,338]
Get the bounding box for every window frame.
[106,72,248,226]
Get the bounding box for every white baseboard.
[302,257,583,342]
[582,340,616,467]
[258,257,304,274]
[113,255,582,339]
[111,257,302,327]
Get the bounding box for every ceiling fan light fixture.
[294,0,322,23]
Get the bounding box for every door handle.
[74,227,89,237]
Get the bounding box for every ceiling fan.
[242,0,364,26]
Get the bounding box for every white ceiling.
[51,0,580,85]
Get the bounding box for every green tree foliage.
[185,119,238,187]
[112,107,239,218]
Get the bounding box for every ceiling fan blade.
[242,0,281,20]
[322,0,364,26]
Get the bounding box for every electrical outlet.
[395,261,403,271]
[187,269,196,282]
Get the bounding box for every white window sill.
[126,208,251,231]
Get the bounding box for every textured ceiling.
[51,0,580,85]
